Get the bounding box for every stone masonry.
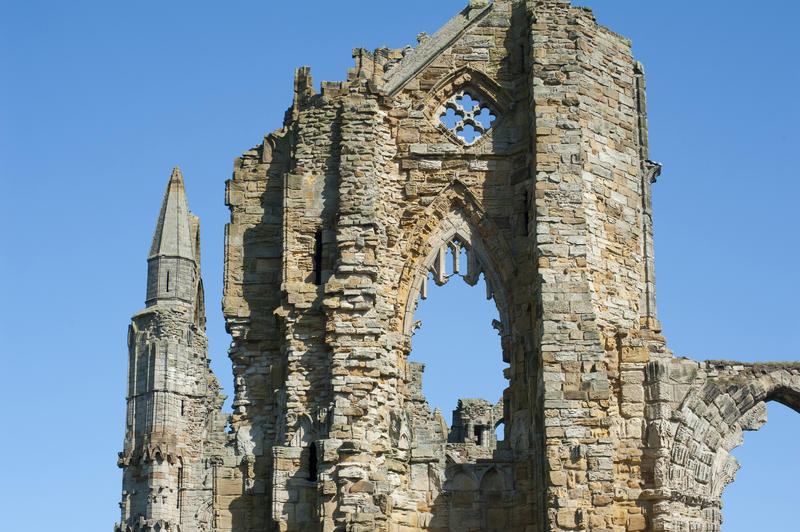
[117,168,227,532]
[116,1,800,531]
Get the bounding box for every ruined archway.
[648,363,800,531]
[408,254,506,434]
[397,180,515,342]
[723,402,799,530]
[395,180,516,432]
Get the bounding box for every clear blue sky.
[1,1,797,530]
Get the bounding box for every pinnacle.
[148,166,195,261]
[169,166,183,184]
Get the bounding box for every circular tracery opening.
[439,91,497,145]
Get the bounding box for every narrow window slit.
[176,466,183,509]
[313,230,323,285]
[308,442,318,481]
[523,189,529,236]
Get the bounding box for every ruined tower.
[116,168,225,532]
[117,1,800,531]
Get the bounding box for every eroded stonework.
[116,1,800,531]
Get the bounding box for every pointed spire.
[149,167,195,262]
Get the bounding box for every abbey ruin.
[115,1,800,530]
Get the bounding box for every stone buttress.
[116,168,227,532]
[117,1,800,531]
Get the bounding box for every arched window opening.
[494,420,504,442]
[409,245,508,445]
[721,402,799,531]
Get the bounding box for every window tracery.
[438,91,497,145]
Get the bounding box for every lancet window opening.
[403,215,511,443]
[313,230,323,285]
[176,465,183,509]
[308,442,318,481]
[404,220,511,338]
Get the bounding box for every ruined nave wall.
[211,1,788,532]
[216,0,667,530]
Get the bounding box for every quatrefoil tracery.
[439,92,497,145]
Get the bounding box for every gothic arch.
[653,366,800,529]
[478,467,505,492]
[421,66,511,150]
[396,180,515,341]
[445,465,479,492]
[669,369,800,497]
[423,66,512,123]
